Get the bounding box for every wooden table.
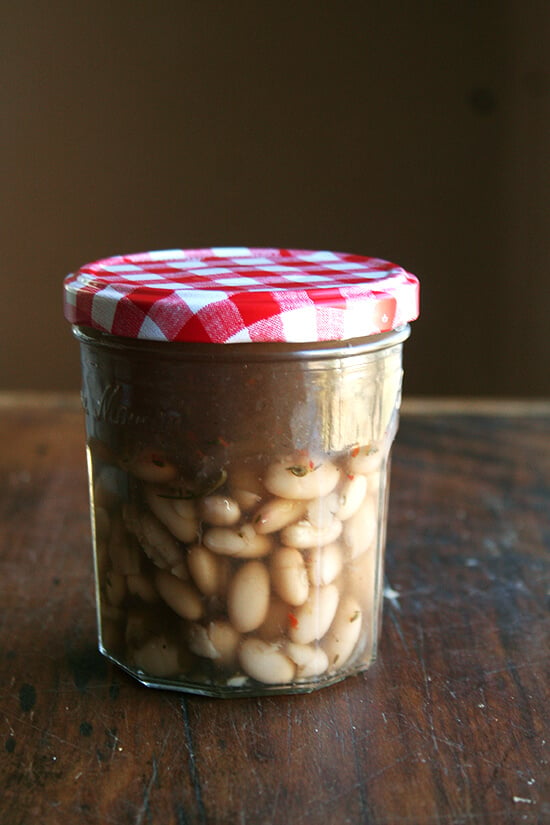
[1,394,549,825]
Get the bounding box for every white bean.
[285,642,329,679]
[203,523,272,558]
[306,492,339,529]
[154,569,204,620]
[239,638,296,685]
[257,597,290,641]
[104,570,126,607]
[336,474,368,521]
[145,485,199,543]
[120,450,178,484]
[132,635,180,677]
[347,444,383,476]
[169,561,189,580]
[126,573,159,604]
[342,496,377,558]
[188,621,240,669]
[124,608,153,648]
[253,497,307,535]
[264,455,340,500]
[187,544,230,596]
[188,623,218,659]
[227,561,270,633]
[108,513,142,575]
[322,594,363,671]
[124,503,186,570]
[305,543,343,586]
[270,547,309,606]
[199,495,241,526]
[281,517,342,549]
[208,621,241,669]
[345,549,378,613]
[288,584,340,645]
[229,465,264,511]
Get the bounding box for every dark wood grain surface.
[1,395,548,825]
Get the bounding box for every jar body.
[76,327,408,696]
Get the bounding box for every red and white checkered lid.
[64,247,419,343]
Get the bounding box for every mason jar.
[63,247,419,696]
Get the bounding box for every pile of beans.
[92,439,385,691]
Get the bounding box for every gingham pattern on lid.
[63,247,419,343]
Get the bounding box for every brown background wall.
[1,1,549,396]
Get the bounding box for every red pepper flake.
[308,459,315,471]
[350,445,360,458]
[218,436,230,448]
[347,473,355,481]
[288,612,299,629]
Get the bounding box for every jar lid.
[63,247,419,343]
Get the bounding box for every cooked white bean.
[132,635,180,677]
[188,621,240,669]
[207,621,241,669]
[227,561,270,633]
[187,624,219,659]
[169,561,189,580]
[264,455,340,500]
[203,523,272,558]
[285,642,329,679]
[345,549,378,612]
[199,494,241,526]
[322,594,363,671]
[124,608,153,648]
[281,517,342,549]
[229,465,264,510]
[187,544,230,597]
[239,638,296,685]
[154,569,204,620]
[347,444,383,475]
[120,450,178,484]
[270,547,309,606]
[288,584,340,645]
[108,513,142,575]
[305,543,343,586]
[124,503,186,569]
[104,570,126,607]
[257,597,290,641]
[306,492,339,529]
[145,485,199,543]
[336,474,368,521]
[342,496,377,558]
[253,497,307,534]
[126,573,159,604]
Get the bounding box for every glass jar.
[64,247,419,696]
